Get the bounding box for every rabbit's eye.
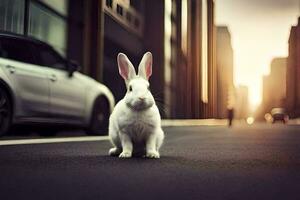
[129,85,133,92]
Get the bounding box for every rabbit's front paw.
[109,147,121,156]
[146,151,160,159]
[119,151,132,158]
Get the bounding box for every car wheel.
[87,96,110,136]
[0,87,12,136]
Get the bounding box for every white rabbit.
[108,52,164,159]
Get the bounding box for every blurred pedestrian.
[228,108,234,127]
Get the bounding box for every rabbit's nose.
[139,97,146,101]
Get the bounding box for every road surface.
[0,124,300,200]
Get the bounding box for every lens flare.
[246,117,254,125]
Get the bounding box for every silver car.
[0,32,115,136]
[271,108,289,124]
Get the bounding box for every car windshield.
[271,108,285,115]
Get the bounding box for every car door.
[0,37,49,118]
[34,44,86,123]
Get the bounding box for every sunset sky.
[215,0,299,110]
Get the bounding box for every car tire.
[0,87,12,136]
[86,96,110,136]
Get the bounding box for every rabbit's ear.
[117,53,136,81]
[138,52,152,80]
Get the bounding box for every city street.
[1,1,300,200]
[0,124,300,200]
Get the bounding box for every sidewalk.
[287,118,300,125]
[161,119,228,127]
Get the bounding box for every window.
[0,38,36,65]
[117,4,123,16]
[0,0,68,59]
[28,2,67,55]
[39,0,68,16]
[0,0,25,34]
[35,44,66,70]
[201,0,208,103]
[106,0,113,8]
[181,0,187,55]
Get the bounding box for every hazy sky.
[215,0,299,109]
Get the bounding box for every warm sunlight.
[216,0,299,110]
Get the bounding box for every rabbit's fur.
[108,52,164,158]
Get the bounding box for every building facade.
[165,0,217,119]
[287,17,300,118]
[266,58,286,108]
[235,85,249,120]
[256,57,287,120]
[216,26,234,119]
[0,0,68,55]
[0,0,217,119]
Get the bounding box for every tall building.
[235,85,249,119]
[0,0,217,119]
[287,17,300,118]
[216,26,234,118]
[100,0,217,119]
[167,0,217,119]
[101,0,217,119]
[266,58,286,108]
[256,57,286,120]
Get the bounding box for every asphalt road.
[0,124,300,200]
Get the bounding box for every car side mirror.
[67,60,80,77]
